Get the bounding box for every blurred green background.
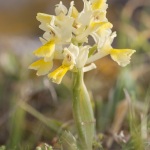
[0,0,150,149]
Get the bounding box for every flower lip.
[110,49,136,67]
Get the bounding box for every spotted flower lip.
[29,0,136,84]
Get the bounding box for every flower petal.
[55,1,68,15]
[92,11,107,22]
[33,40,55,58]
[68,2,78,18]
[77,11,92,26]
[43,32,53,41]
[90,21,111,31]
[91,0,108,10]
[48,65,70,84]
[48,15,74,42]
[110,49,136,67]
[65,44,79,58]
[39,23,50,32]
[36,13,52,23]
[76,46,90,68]
[62,44,79,68]
[29,59,53,76]
[39,37,47,45]
[83,63,96,72]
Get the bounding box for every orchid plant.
[29,0,135,149]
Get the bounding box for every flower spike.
[29,0,135,84]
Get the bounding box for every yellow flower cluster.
[29,0,135,84]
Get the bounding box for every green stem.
[72,69,95,150]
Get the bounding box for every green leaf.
[60,131,78,150]
[88,45,97,57]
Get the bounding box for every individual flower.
[48,44,79,84]
[86,31,136,67]
[29,0,135,84]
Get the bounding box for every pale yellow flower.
[48,15,74,43]
[87,32,135,66]
[48,44,79,84]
